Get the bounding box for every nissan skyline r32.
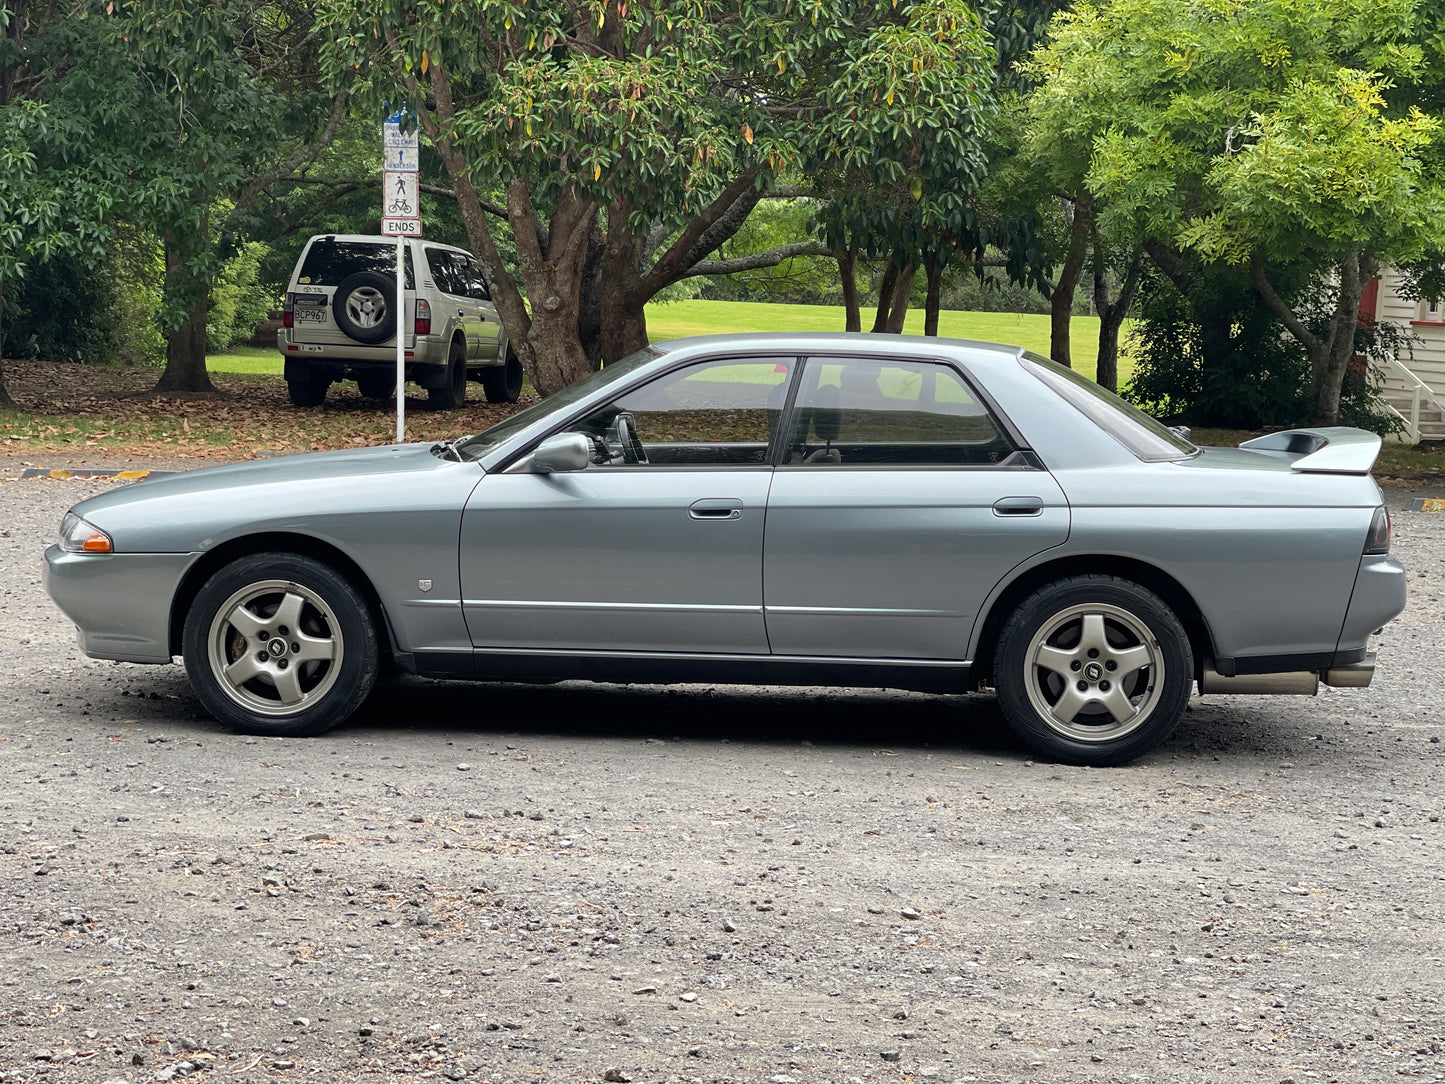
[44,334,1407,765]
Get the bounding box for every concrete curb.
[20,468,175,481]
[1409,497,1445,512]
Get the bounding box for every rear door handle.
[689,498,744,521]
[993,496,1044,517]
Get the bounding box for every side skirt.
[405,648,974,694]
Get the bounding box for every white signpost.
[382,114,420,443]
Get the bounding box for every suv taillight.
[414,298,431,336]
[282,292,294,329]
[1364,505,1391,555]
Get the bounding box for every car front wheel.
[994,575,1192,766]
[182,553,379,736]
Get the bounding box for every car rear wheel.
[481,342,524,403]
[428,340,467,410]
[994,575,1192,766]
[333,271,396,345]
[287,371,330,408]
[182,553,379,737]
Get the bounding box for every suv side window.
[572,357,795,467]
[463,258,491,301]
[786,356,1017,466]
[426,248,462,296]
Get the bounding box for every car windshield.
[453,345,664,462]
[1020,352,1197,461]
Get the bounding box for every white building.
[1370,269,1445,443]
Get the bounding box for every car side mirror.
[533,432,591,474]
[1169,425,1192,441]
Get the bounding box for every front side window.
[572,357,796,466]
[786,357,1017,466]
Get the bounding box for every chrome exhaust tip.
[1199,668,1319,696]
[1322,652,1376,689]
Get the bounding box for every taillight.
[414,298,431,336]
[1364,505,1390,555]
[282,292,294,329]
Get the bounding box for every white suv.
[276,234,523,409]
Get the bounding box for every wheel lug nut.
[1099,680,1111,692]
[1105,660,1117,671]
[292,643,300,653]
[1070,661,1081,671]
[1087,648,1099,659]
[277,659,288,670]
[1076,681,1088,692]
[278,626,288,636]
[256,652,268,663]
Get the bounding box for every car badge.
[418,579,433,592]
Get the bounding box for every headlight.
[59,512,113,554]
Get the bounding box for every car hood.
[68,443,482,553]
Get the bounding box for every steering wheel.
[614,412,648,464]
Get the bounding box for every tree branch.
[682,240,832,278]
[276,175,507,219]
[1249,251,1321,354]
[230,89,350,221]
[1143,239,1192,295]
[637,167,763,298]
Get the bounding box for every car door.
[425,248,481,358]
[463,257,503,359]
[459,356,797,655]
[763,354,1070,660]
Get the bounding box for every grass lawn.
[209,302,1119,382]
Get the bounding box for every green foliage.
[1123,265,1309,428]
[207,241,275,353]
[3,252,117,364]
[110,229,166,367]
[1028,0,1444,269]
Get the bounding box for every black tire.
[287,372,330,407]
[993,574,1192,766]
[333,271,396,345]
[481,342,524,403]
[181,553,380,737]
[428,339,467,410]
[356,373,394,400]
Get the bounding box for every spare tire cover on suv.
[333,271,397,345]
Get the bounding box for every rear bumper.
[277,329,449,368]
[43,545,194,663]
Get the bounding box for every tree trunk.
[1249,250,1368,426]
[1093,245,1143,394]
[870,264,899,333]
[152,232,217,394]
[884,264,917,334]
[838,246,861,332]
[0,279,15,409]
[924,260,943,337]
[596,198,652,367]
[1049,193,1093,367]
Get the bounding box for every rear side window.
[1020,353,1196,461]
[297,240,414,289]
[786,356,1018,466]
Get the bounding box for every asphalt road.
[1,466,1443,1084]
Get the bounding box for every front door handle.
[689,498,744,521]
[993,496,1044,517]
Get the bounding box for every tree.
[319,0,999,392]
[1028,0,1445,424]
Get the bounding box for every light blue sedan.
[44,335,1406,764]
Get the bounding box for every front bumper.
[43,545,196,663]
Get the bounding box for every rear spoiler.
[1238,427,1382,474]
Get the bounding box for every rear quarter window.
[1020,353,1196,461]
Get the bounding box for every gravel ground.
[1,463,1443,1084]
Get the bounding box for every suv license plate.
[294,306,327,324]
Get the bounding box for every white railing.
[1379,354,1436,443]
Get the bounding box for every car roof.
[307,233,473,256]
[650,332,1030,366]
